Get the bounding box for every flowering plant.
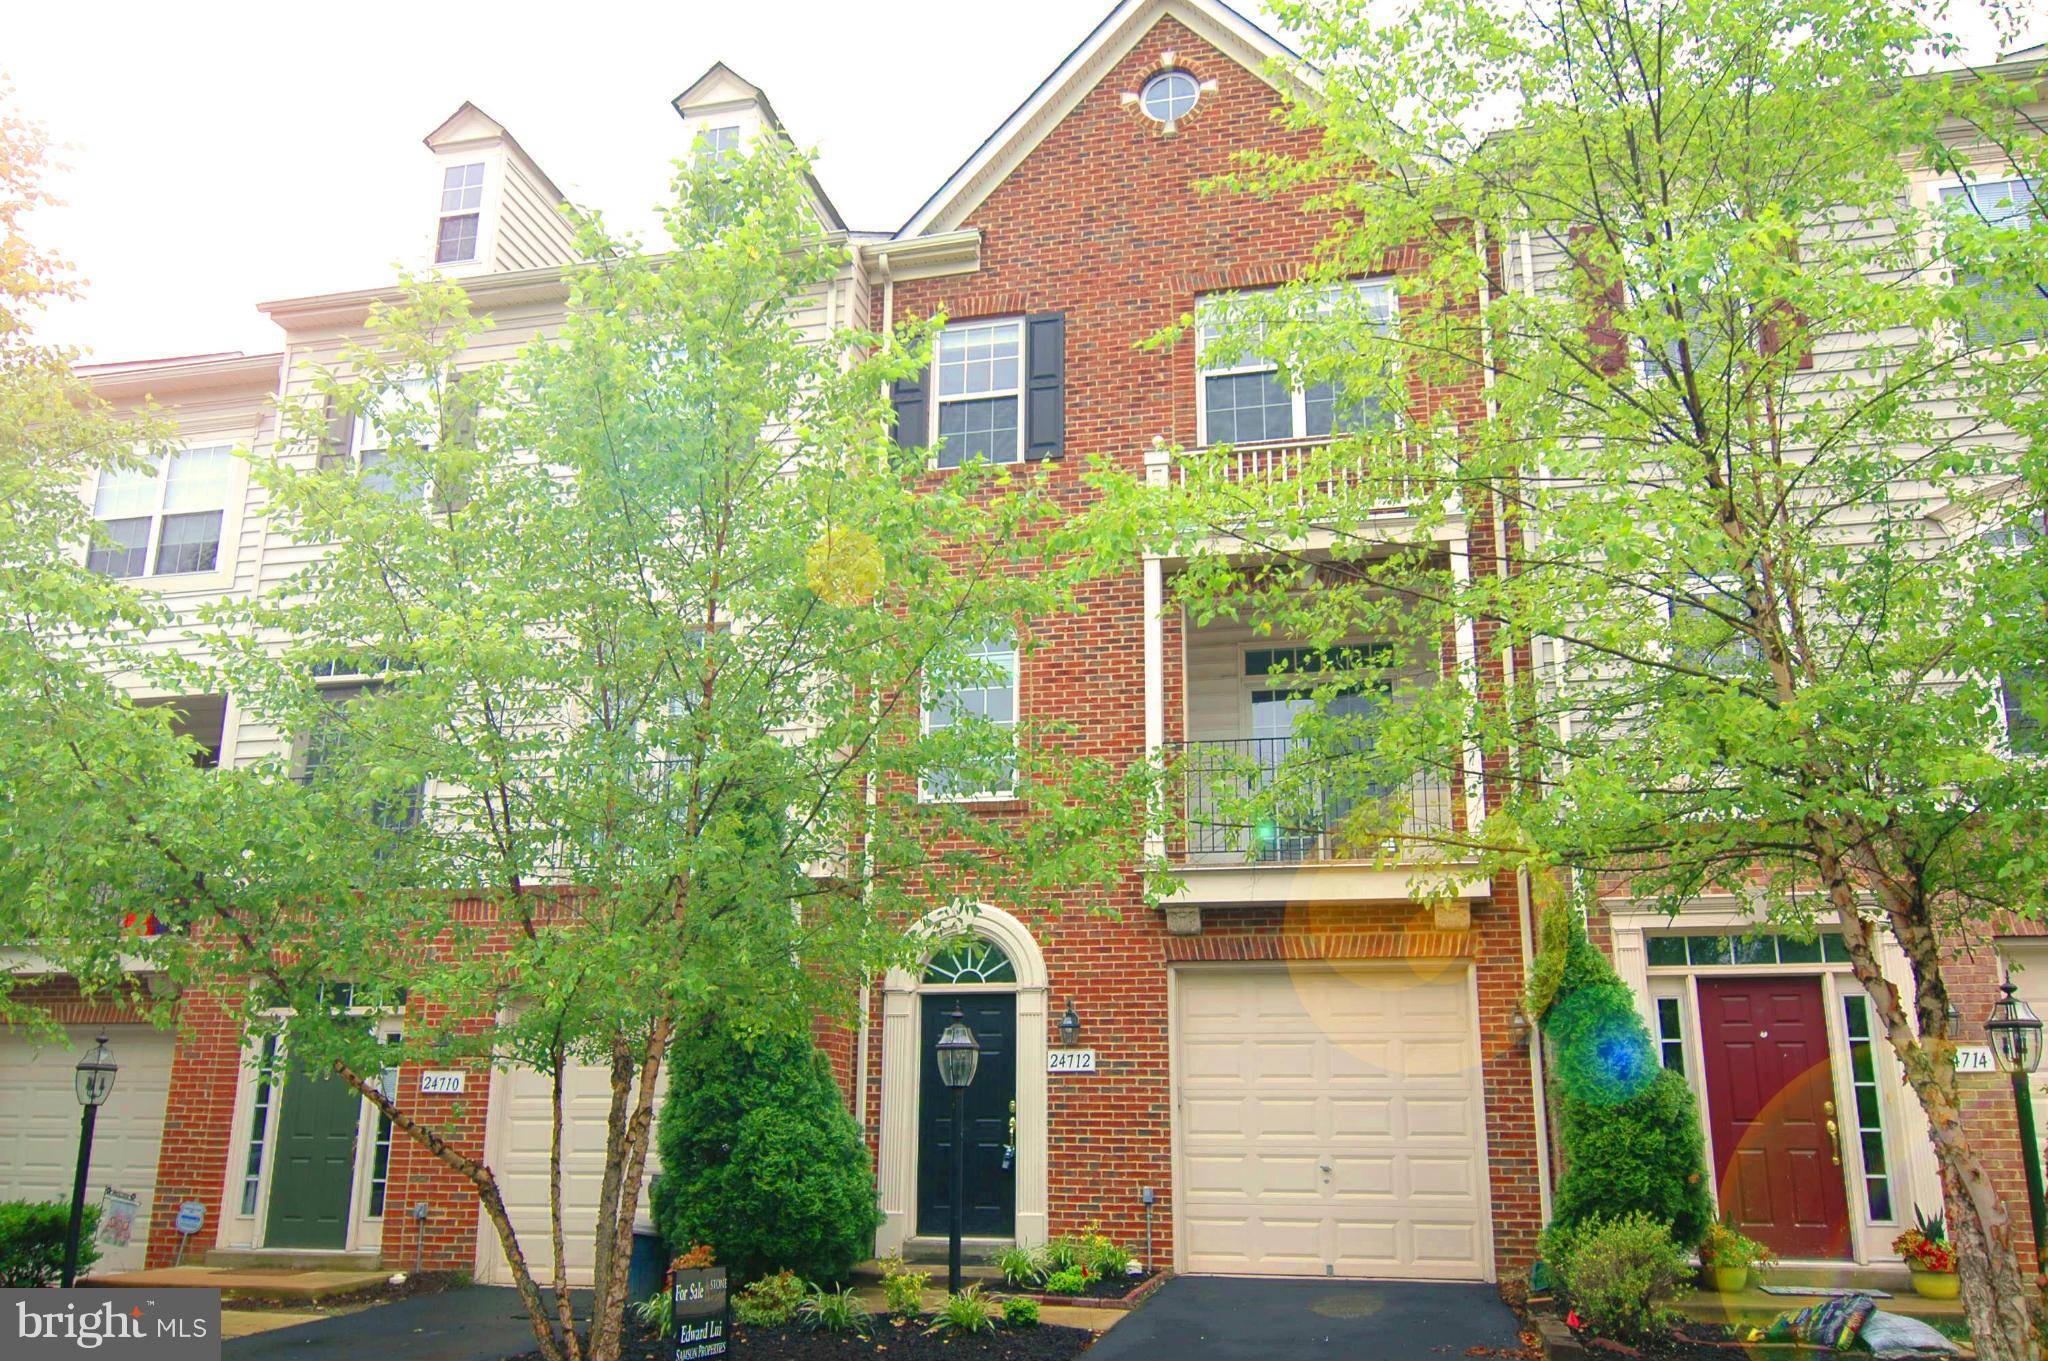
[1892,1228,1957,1274]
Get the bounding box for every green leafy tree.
[1114,0,2048,1352]
[122,139,1151,1361]
[0,89,195,1027]
[650,1016,878,1284]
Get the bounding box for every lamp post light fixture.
[1985,979,2046,1271]
[934,1005,980,1294]
[63,1032,118,1288]
[1057,1000,1082,1048]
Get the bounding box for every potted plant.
[1698,1220,1772,1292]
[1893,1208,1959,1299]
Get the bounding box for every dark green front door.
[264,1059,362,1249]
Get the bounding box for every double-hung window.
[922,637,1019,801]
[353,378,435,498]
[934,320,1023,467]
[88,445,232,579]
[699,125,741,162]
[299,678,425,835]
[436,162,486,265]
[1941,178,2040,345]
[1196,281,1395,446]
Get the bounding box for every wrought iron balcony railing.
[1169,736,1455,866]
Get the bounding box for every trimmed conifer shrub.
[650,1017,879,1285]
[1537,913,1714,1246]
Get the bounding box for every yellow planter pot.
[1909,1268,1960,1300]
[1709,1265,1750,1293]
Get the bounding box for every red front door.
[1697,977,1851,1259]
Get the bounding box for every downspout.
[853,245,893,1138]
[1480,217,1556,1223]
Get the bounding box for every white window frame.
[87,443,235,582]
[1195,280,1396,447]
[931,317,1025,468]
[1936,174,2042,349]
[435,161,487,266]
[699,125,742,161]
[919,636,1021,803]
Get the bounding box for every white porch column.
[1142,439,1172,862]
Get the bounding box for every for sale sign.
[672,1266,729,1361]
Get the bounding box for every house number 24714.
[1047,1050,1097,1074]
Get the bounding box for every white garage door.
[1173,964,1489,1280]
[478,1061,659,1286]
[0,1024,175,1274]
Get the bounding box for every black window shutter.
[891,367,930,450]
[317,395,353,472]
[1024,312,1065,460]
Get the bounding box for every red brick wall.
[867,14,1542,1281]
[145,989,243,1267]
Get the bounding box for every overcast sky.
[10,0,2029,364]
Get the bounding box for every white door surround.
[1608,904,1942,1265]
[875,903,1049,1257]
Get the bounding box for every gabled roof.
[671,61,777,123]
[669,61,848,233]
[895,0,1312,240]
[422,100,570,208]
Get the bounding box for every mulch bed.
[507,1316,1096,1361]
[1009,1270,1168,1309]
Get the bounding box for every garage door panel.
[1173,967,1487,1281]
[1329,1097,1393,1137]
[1403,1097,1477,1139]
[0,1026,174,1275]
[482,1060,661,1287]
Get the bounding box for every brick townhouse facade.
[3,0,2041,1293]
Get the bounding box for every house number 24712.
[1047,1050,1097,1074]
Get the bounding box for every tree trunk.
[586,1016,673,1361]
[548,1041,582,1361]
[328,1061,567,1361]
[1816,853,2036,1360]
[584,1037,638,1361]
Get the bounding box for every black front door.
[917,993,1016,1238]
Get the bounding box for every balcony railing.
[1170,736,1455,866]
[1168,437,1425,512]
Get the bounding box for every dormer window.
[435,162,486,265]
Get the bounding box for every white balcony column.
[1450,528,1487,837]
[1143,438,1173,862]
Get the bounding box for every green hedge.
[0,1200,100,1287]
[650,1018,879,1285]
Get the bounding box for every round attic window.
[1140,70,1200,124]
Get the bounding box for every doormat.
[1759,1285,1893,1299]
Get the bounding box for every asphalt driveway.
[1085,1275,1526,1361]
[224,1286,554,1361]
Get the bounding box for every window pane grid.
[239,1037,277,1216]
[1197,282,1396,446]
[933,319,1023,466]
[923,638,1019,799]
[1655,996,1686,1073]
[90,446,230,579]
[439,162,484,213]
[1842,994,1895,1221]
[1644,930,1849,967]
[436,213,480,265]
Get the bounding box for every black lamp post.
[934,1005,980,1294]
[1985,980,2046,1271]
[63,1031,118,1288]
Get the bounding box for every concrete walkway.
[1084,1276,1526,1361]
